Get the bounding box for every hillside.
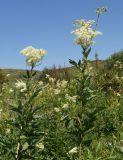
[0,60,106,81]
[1,49,123,81]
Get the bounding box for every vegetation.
[1,6,123,160]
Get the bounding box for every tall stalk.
[69,9,107,158]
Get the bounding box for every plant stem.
[15,142,20,160]
[79,143,82,160]
[78,48,89,160]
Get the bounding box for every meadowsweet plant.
[0,46,47,159]
[1,6,123,160]
[68,7,107,159]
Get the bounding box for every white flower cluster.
[6,74,10,78]
[46,74,56,83]
[6,128,11,134]
[54,89,61,95]
[56,80,68,88]
[114,61,123,69]
[62,103,69,109]
[54,107,60,112]
[65,94,77,103]
[20,46,47,65]
[15,80,27,92]
[84,62,93,75]
[68,147,78,154]
[9,89,14,93]
[35,142,44,150]
[72,19,102,48]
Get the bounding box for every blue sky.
[0,0,123,70]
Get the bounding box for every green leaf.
[21,75,28,79]
[26,87,43,105]
[32,106,42,115]
[83,140,92,147]
[32,71,37,77]
[69,59,77,66]
[11,107,22,115]
[78,60,81,66]
[68,119,75,129]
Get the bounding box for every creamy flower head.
[54,107,60,112]
[62,103,69,109]
[65,94,77,103]
[72,19,102,48]
[15,80,27,92]
[35,142,44,150]
[54,89,60,95]
[9,89,14,93]
[20,46,47,65]
[68,147,78,154]
[74,19,95,28]
[6,74,10,77]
